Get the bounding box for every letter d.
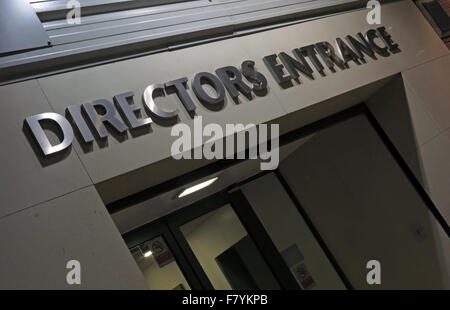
[25,112,74,156]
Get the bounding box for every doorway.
[124,190,303,290]
[115,104,449,290]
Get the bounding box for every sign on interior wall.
[24,26,400,158]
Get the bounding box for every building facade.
[0,0,449,289]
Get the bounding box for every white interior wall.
[180,204,247,290]
[141,259,190,290]
[139,204,276,290]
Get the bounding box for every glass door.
[178,203,280,289]
[125,191,300,290]
[166,191,300,290]
[124,220,203,290]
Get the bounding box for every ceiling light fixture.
[178,177,218,198]
[143,251,153,257]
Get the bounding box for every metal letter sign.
[24,27,400,159]
[25,113,74,156]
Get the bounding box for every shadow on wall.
[366,74,432,191]
[279,81,450,289]
[366,74,450,228]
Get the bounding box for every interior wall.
[279,114,450,289]
[180,204,248,290]
[241,172,347,290]
[141,260,190,290]
[367,56,450,224]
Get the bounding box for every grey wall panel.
[46,0,348,46]
[0,0,365,83]
[46,8,232,45]
[367,56,450,224]
[402,55,450,134]
[35,0,448,202]
[42,0,222,31]
[37,37,286,185]
[97,78,390,204]
[233,0,449,115]
[32,0,193,22]
[0,80,92,218]
[0,0,49,55]
[0,186,147,289]
[279,114,450,289]
[44,0,356,46]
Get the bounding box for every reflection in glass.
[180,204,280,290]
[131,235,190,290]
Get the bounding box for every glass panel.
[242,173,346,290]
[180,204,281,290]
[131,235,190,290]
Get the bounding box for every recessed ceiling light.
[143,250,153,257]
[178,177,218,198]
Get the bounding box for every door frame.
[125,189,301,290]
[166,189,301,290]
[108,103,449,239]
[123,218,205,289]
[116,102,450,291]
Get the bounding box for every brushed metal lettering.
[25,112,73,156]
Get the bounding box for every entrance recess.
[116,103,449,290]
[124,190,301,290]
